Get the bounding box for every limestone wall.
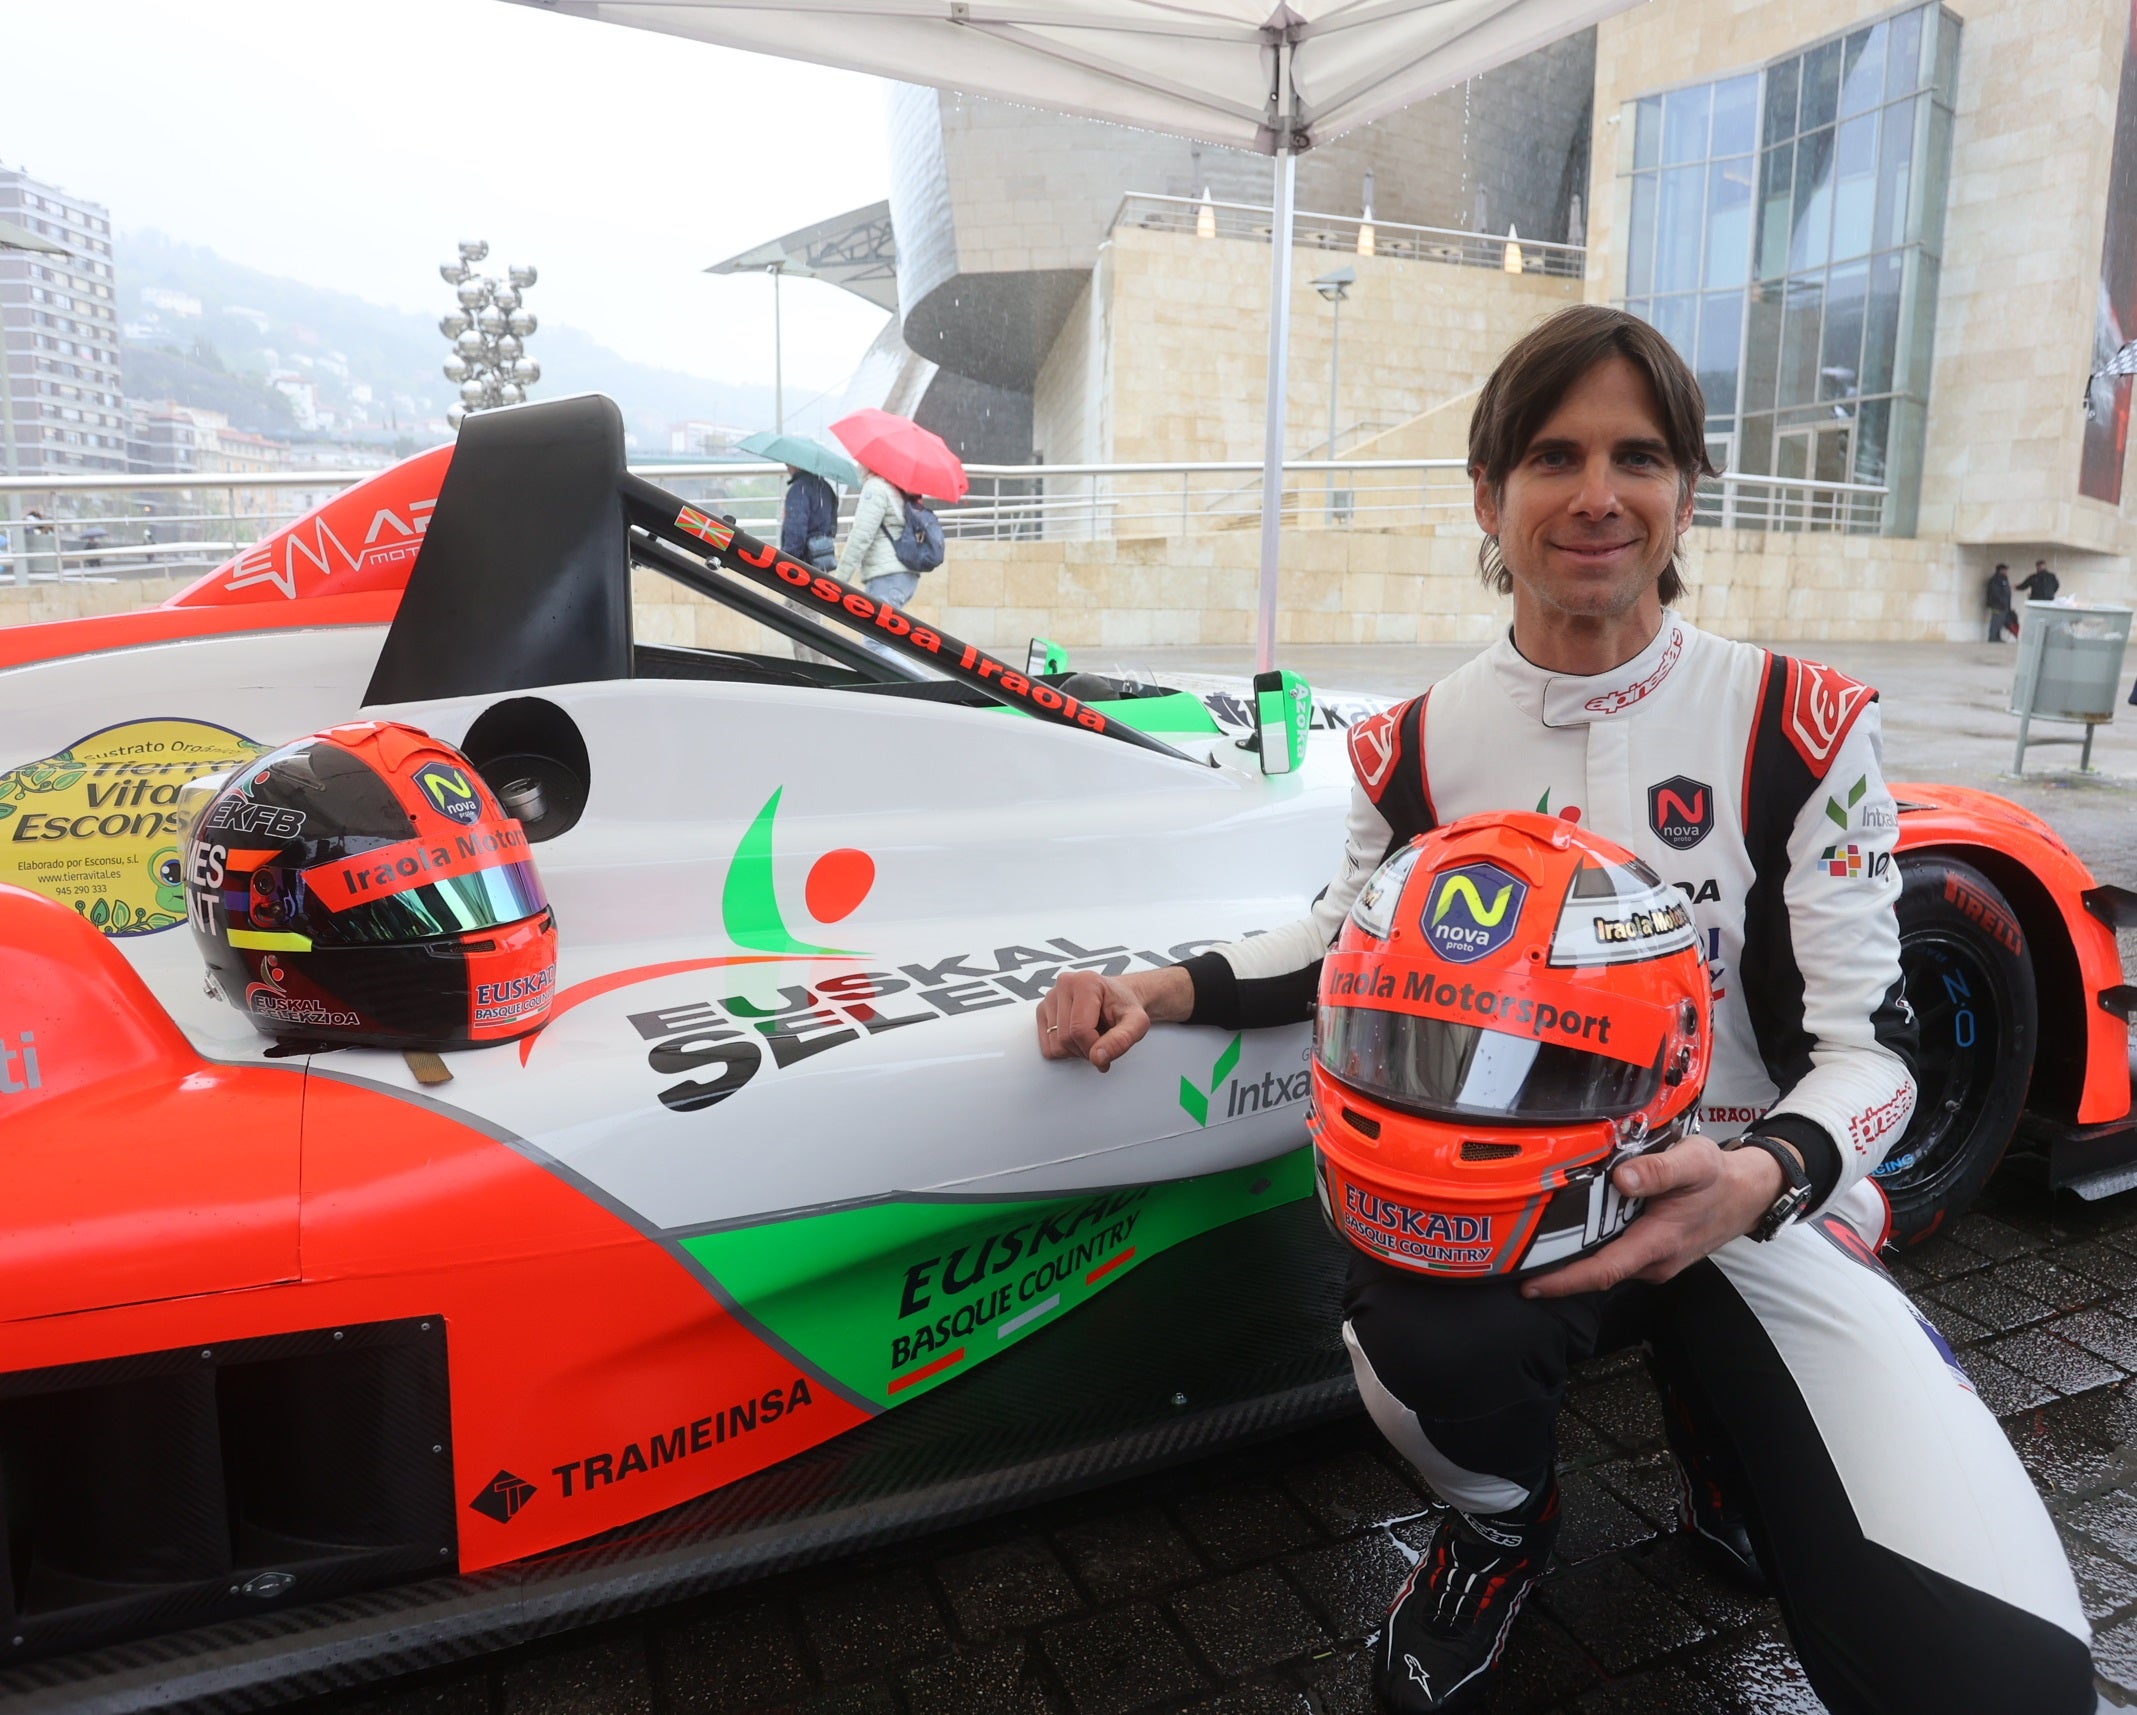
[1073,226,1583,472]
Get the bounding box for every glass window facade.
[1621,6,1961,533]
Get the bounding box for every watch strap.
[1723,1132,1813,1242]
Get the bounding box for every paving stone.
[1590,1449,1685,1530]
[1964,1350,2060,1416]
[1170,1566,1328,1676]
[1172,1483,1320,1571]
[657,1599,815,1714]
[1294,1643,1380,1715]
[2069,1544,2137,1624]
[2098,1612,2137,1701]
[1280,1448,1427,1536]
[1553,1404,1620,1469]
[1568,1371,1666,1452]
[1882,1254,1933,1294]
[1486,1610,1603,1715]
[1625,1535,1773,1636]
[2058,1309,2137,1372]
[1038,1605,1208,1715]
[1535,1556,1706,1676]
[796,1686,897,1714]
[1995,1255,2118,1312]
[1979,1327,2125,1396]
[936,1537,1083,1640]
[499,1634,653,1715]
[1554,1470,1663,1565]
[796,1569,949,1681]
[1690,1622,1824,1714]
[1923,1274,2055,1335]
[335,1671,491,1715]
[1280,1532,1411,1638]
[1950,1211,2046,1261]
[1174,1687,1313,1715]
[1902,1233,1992,1280]
[2005,1401,2125,1498]
[1917,1297,1992,1344]
[2051,1376,2137,1438]
[2068,1490,2137,1563]
[897,1638,1054,1715]
[1055,1506,1206,1603]
[1569,1660,1717,1713]
[2048,1238,2137,1287]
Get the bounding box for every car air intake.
[1460,1140,1523,1162]
[0,1317,451,1662]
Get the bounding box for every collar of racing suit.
[1486,609,1691,730]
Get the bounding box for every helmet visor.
[310,858,549,946]
[1317,1005,1662,1124]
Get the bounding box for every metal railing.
[0,461,1888,587]
[1111,193,1588,278]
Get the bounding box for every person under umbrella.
[830,410,965,615]
[737,431,859,574]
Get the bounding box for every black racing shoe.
[1376,1485,1558,1713]
[1656,1372,1767,1594]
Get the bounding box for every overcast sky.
[3,0,894,393]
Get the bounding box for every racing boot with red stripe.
[1655,1367,1767,1594]
[1376,1481,1558,1713]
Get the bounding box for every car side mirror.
[1255,668,1311,775]
[1026,636,1070,677]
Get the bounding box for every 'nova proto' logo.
[1423,862,1527,965]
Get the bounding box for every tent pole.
[1255,143,1295,673]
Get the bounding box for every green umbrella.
[738,431,860,488]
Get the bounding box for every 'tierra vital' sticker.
[0,718,264,936]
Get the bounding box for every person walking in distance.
[1035,306,2093,1713]
[1985,561,2018,641]
[2017,558,2061,604]
[837,463,922,614]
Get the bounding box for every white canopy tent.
[507,0,1635,665]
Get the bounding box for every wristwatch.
[1722,1133,1814,1241]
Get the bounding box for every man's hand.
[1520,1137,1793,1299]
[1035,966,1194,1072]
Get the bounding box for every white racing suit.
[1180,615,2091,1712]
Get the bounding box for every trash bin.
[2008,599,2133,773]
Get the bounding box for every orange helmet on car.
[185,721,557,1050]
[1310,810,1711,1279]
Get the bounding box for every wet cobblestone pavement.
[310,643,2137,1715]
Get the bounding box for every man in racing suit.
[1037,306,2092,1712]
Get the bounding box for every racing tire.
[1879,854,2037,1247]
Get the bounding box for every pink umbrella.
[830,409,969,503]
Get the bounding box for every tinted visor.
[310,859,549,946]
[1317,1005,1662,1124]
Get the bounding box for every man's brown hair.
[1468,304,1716,606]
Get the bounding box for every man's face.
[1473,355,1695,622]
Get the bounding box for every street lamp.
[438,241,541,430]
[1313,266,1354,522]
[767,261,785,433]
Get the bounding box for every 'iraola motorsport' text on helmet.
[185,721,557,1050]
[1310,811,1712,1279]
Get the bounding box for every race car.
[1,396,2131,1709]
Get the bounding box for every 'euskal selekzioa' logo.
[469,1469,536,1523]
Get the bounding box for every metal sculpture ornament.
[439,240,539,429]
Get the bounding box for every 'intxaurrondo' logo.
[1422,862,1527,965]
